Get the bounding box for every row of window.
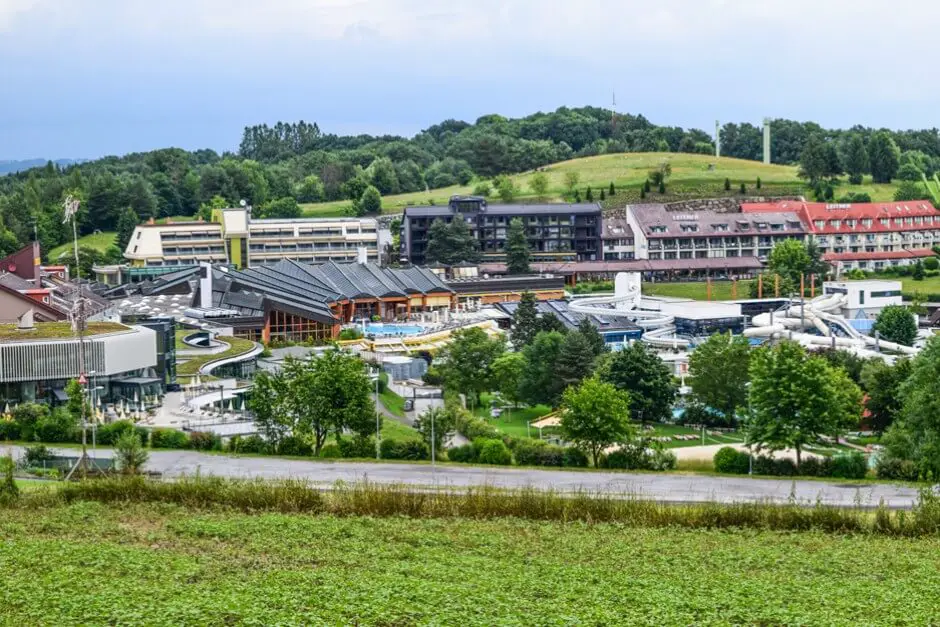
[812,215,940,230]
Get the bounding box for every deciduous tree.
[519,331,566,407]
[438,327,505,409]
[873,305,918,347]
[560,377,633,467]
[600,341,676,423]
[688,333,751,425]
[869,131,901,184]
[529,172,549,198]
[861,358,912,434]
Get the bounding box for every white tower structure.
[762,117,771,164]
[715,120,721,158]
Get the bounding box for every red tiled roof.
[742,200,940,235]
[823,248,935,262]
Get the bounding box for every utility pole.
[64,195,90,479]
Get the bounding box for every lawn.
[176,337,257,376]
[642,280,756,301]
[301,152,804,216]
[377,373,406,418]
[644,423,745,449]
[1,501,939,624]
[472,393,554,439]
[380,418,420,441]
[47,231,117,261]
[0,321,127,341]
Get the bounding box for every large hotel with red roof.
[741,199,940,271]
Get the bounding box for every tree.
[869,132,901,184]
[555,331,598,391]
[896,162,923,182]
[873,305,918,347]
[510,292,540,349]
[491,352,526,407]
[529,172,549,198]
[894,180,929,202]
[367,156,400,195]
[882,337,940,477]
[424,218,450,265]
[519,331,567,407]
[739,182,746,194]
[747,341,861,467]
[803,237,830,279]
[355,185,382,216]
[647,161,672,186]
[496,175,518,202]
[65,379,86,428]
[843,134,870,184]
[425,217,480,265]
[643,179,651,193]
[536,312,568,335]
[258,197,301,219]
[413,406,457,455]
[505,217,530,274]
[798,135,829,184]
[295,175,325,203]
[560,377,633,467]
[861,358,912,434]
[609,182,615,196]
[116,207,139,254]
[600,342,676,423]
[640,187,646,200]
[724,178,731,191]
[585,187,593,202]
[657,181,666,194]
[688,333,751,425]
[438,327,504,409]
[913,260,926,281]
[599,189,605,201]
[768,239,812,288]
[114,432,149,475]
[564,171,581,195]
[756,177,761,189]
[576,318,607,357]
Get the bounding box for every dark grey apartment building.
[402,196,602,265]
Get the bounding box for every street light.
[374,368,381,460]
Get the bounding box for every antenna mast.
[63,194,90,478]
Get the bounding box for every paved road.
[5,445,923,508]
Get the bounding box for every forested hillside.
[2,107,940,267]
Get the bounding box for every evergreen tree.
[519,331,567,407]
[739,182,746,194]
[640,187,646,200]
[115,207,139,253]
[537,313,568,335]
[869,131,901,184]
[424,218,450,264]
[446,216,481,264]
[913,260,926,281]
[505,217,530,275]
[643,179,651,193]
[609,182,615,196]
[555,331,598,392]
[658,181,666,194]
[724,177,731,191]
[756,176,761,189]
[585,187,593,202]
[844,134,870,185]
[576,318,607,356]
[574,190,581,202]
[510,292,539,350]
[599,189,605,201]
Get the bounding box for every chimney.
[357,247,368,265]
[199,262,213,309]
[16,309,34,332]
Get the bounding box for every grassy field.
[177,337,257,376]
[47,231,116,261]
[1,500,939,624]
[380,418,420,441]
[645,423,745,448]
[300,152,804,217]
[640,276,940,302]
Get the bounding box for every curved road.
[6,445,923,508]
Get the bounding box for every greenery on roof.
[0,322,128,341]
[177,336,257,376]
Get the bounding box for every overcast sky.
[1,0,937,159]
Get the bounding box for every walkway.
[4,445,923,508]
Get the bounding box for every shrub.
[454,409,500,441]
[338,327,363,341]
[228,434,269,454]
[797,456,833,477]
[713,447,750,474]
[876,457,920,481]
[34,409,77,443]
[150,428,190,449]
[601,442,677,471]
[0,420,20,441]
[476,438,512,465]
[924,257,939,271]
[446,443,476,463]
[829,452,868,479]
[513,439,564,467]
[319,443,342,459]
[0,454,17,502]
[752,455,797,476]
[114,432,148,475]
[563,447,588,468]
[338,436,377,458]
[277,435,313,457]
[380,438,430,461]
[23,444,54,467]
[28,467,59,479]
[97,420,147,446]
[188,431,222,451]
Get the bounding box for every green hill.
[47,232,117,262]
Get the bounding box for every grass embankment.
[0,322,127,341]
[472,394,553,439]
[176,337,256,376]
[300,152,803,217]
[2,478,940,624]
[47,232,117,261]
[174,329,191,350]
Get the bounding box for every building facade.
[742,200,940,270]
[402,196,602,265]
[124,208,387,269]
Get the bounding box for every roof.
[480,257,764,275]
[630,204,804,237]
[743,200,940,234]
[0,281,67,321]
[446,275,566,294]
[494,299,642,334]
[404,203,601,218]
[0,273,34,291]
[601,216,634,240]
[823,248,936,262]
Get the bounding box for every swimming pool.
[364,323,426,336]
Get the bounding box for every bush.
[513,439,564,467]
[563,447,589,468]
[0,454,17,501]
[797,456,833,477]
[713,447,750,474]
[925,257,940,271]
[23,444,54,467]
[35,409,77,443]
[829,452,868,479]
[0,420,20,441]
[338,436,376,458]
[150,428,190,449]
[227,434,269,454]
[338,327,363,341]
[277,435,313,457]
[319,443,342,459]
[188,431,222,451]
[475,438,512,465]
[455,409,500,441]
[752,455,797,477]
[28,467,59,479]
[876,457,920,481]
[601,442,677,471]
[446,443,476,463]
[114,432,149,475]
[380,438,430,461]
[97,420,148,446]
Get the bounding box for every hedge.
[712,446,868,479]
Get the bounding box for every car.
[490,408,502,418]
[403,399,414,412]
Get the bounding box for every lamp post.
[375,369,381,460]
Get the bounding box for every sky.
[1,0,938,160]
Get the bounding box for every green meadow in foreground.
[1,498,940,625]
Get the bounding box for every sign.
[671,214,698,221]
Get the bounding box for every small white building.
[823,280,903,319]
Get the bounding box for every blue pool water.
[364,324,426,336]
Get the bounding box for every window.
[650,225,667,234]
[870,290,902,298]
[136,231,142,239]
[862,219,873,227]
[879,218,889,226]
[846,219,856,228]
[714,224,729,232]
[830,220,841,228]
[814,220,825,229]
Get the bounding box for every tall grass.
[13,476,940,537]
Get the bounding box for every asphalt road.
[6,445,923,508]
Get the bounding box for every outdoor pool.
[364,323,426,336]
